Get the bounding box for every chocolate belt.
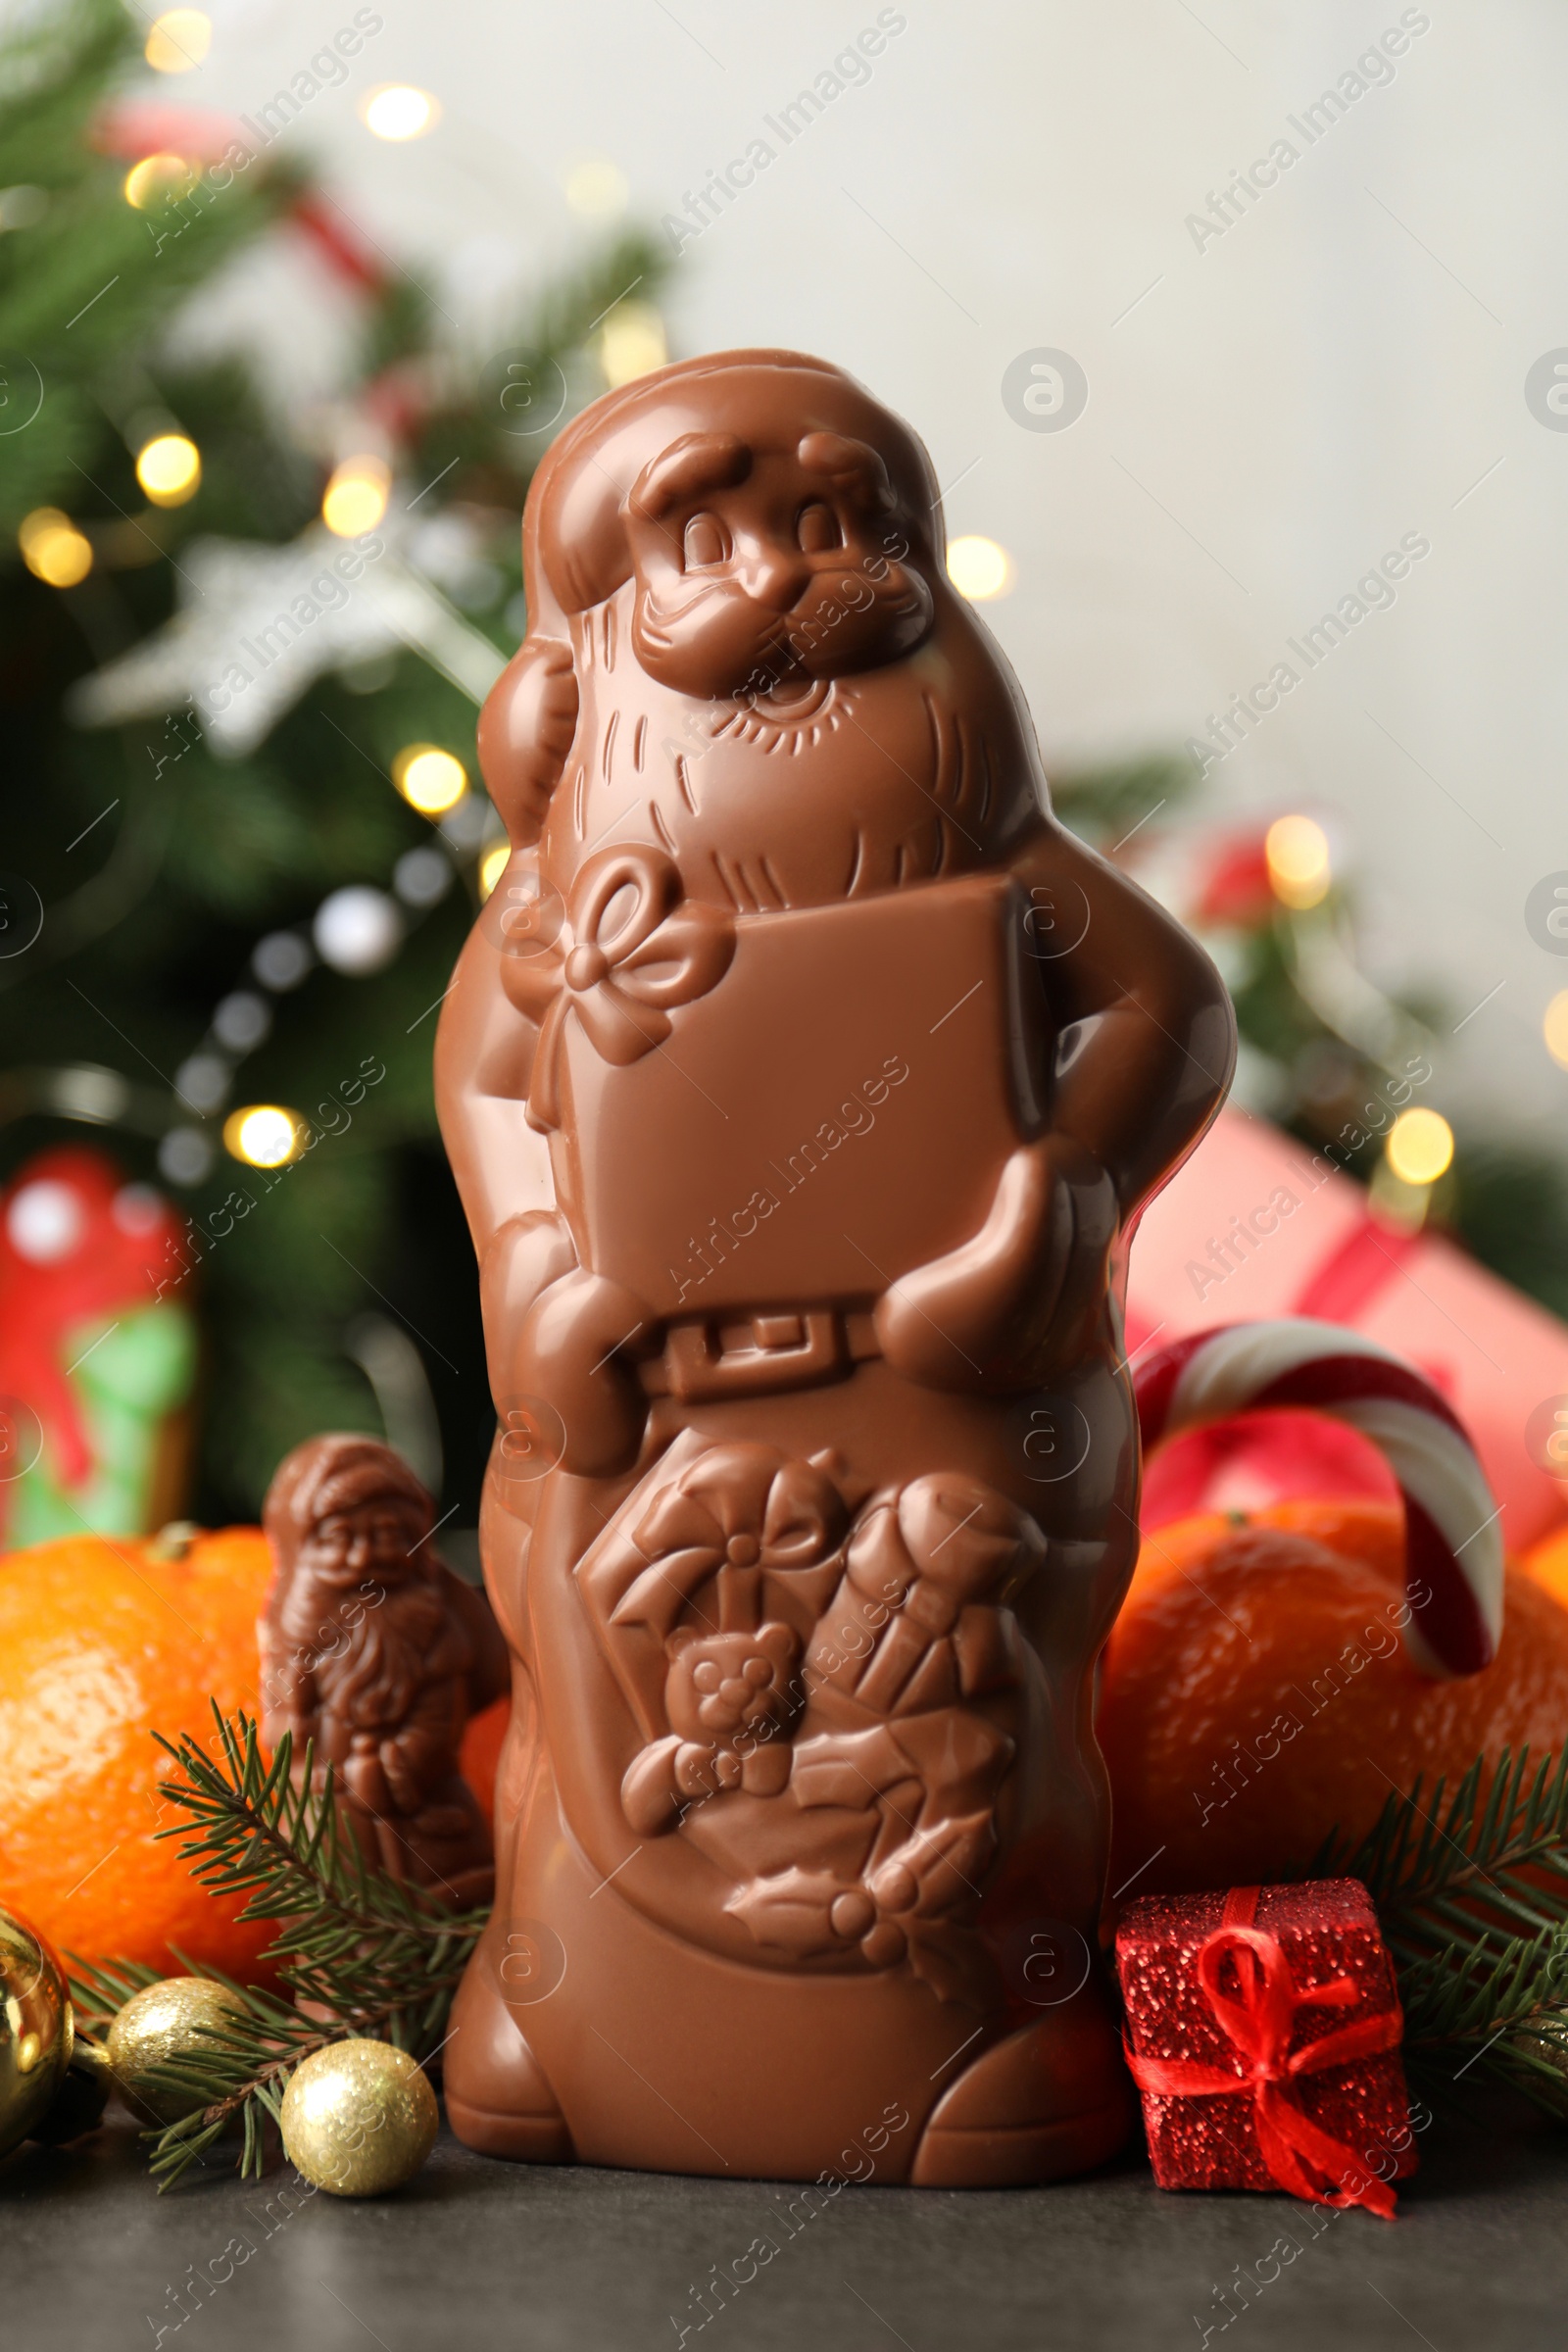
[638,1305,882,1403]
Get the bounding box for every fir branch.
[1315,1744,1568,2117]
[67,1952,163,2037]
[79,1704,491,2187]
[1396,1928,1568,2120]
[152,1703,486,1949]
[136,1972,352,2191]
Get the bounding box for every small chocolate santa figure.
[261,1436,509,1907]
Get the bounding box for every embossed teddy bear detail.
[622,1620,800,1828]
[583,1441,846,1836]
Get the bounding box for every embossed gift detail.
[735,1474,1039,2003]
[582,1442,846,1826]
[504,842,734,1132]
[578,1446,1042,2007]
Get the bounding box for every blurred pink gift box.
[1125,1108,1568,1552]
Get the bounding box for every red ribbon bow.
[1125,1886,1403,2219]
[501,845,734,1134]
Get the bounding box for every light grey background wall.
[164,0,1568,1141]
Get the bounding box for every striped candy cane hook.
[1132,1319,1503,1679]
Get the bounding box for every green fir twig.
[68,1953,163,2037]
[80,1703,490,2187]
[1315,1745,1568,2116]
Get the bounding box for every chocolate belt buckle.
[663,1307,844,1401]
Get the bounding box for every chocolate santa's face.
[478,354,1051,913]
[622,430,936,700]
[301,1498,425,1590]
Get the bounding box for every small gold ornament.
[106,1976,246,2127]
[0,1903,74,2158]
[280,2038,437,2195]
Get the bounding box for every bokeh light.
[565,158,628,218]
[1544,990,1568,1072]
[946,534,1013,601]
[223,1105,304,1168]
[19,508,92,587]
[478,843,512,899]
[1264,814,1332,910]
[123,154,197,209]
[599,302,666,388]
[1386,1106,1454,1187]
[321,456,390,537]
[362,85,437,140]
[393,745,467,815]
[144,10,211,73]
[135,433,201,507]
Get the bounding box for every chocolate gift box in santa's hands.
[1124,1105,1568,1552]
[502,858,1051,1346]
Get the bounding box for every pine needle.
[116,1714,1568,2180]
[1314,1743,1568,2116]
[67,1953,164,2036]
[79,1703,490,2187]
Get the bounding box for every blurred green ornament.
[9,1303,198,1548]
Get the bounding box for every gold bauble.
[280,2039,438,2195]
[0,1903,74,2158]
[106,1976,246,2128]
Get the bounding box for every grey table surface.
[4,2093,1561,2352]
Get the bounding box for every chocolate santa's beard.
[311,1585,449,1725]
[546,683,1016,922]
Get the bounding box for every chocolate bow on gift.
[1124,1884,1404,2218]
[503,844,734,1133]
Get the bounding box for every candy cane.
[1132,1318,1502,1679]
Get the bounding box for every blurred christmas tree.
[1059,758,1568,1324]
[0,0,668,1526]
[5,5,1561,1547]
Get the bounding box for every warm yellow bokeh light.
[599,302,667,389]
[1386,1106,1454,1188]
[1545,990,1568,1072]
[223,1104,303,1168]
[565,158,628,218]
[321,456,390,537]
[946,534,1013,602]
[1265,813,1332,910]
[123,153,197,209]
[394,744,468,815]
[478,843,512,900]
[144,10,212,72]
[362,85,437,140]
[136,433,201,507]
[19,508,92,587]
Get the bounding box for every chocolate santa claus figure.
[434,350,1234,2182]
[261,1436,509,1907]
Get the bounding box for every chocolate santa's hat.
[263,1433,433,1551]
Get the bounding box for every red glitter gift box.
[1115,1879,1417,2217]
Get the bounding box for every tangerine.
[1520,1519,1568,1616]
[1100,1498,1568,1900]
[0,1528,278,1978]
